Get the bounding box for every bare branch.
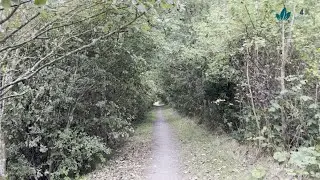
[0,12,40,44]
[0,92,26,101]
[0,0,32,11]
[0,5,20,25]
[0,2,89,50]
[0,11,145,96]
[0,9,109,53]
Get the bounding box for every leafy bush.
[156,0,320,153]
[275,146,320,178]
[50,130,109,178]
[1,6,155,178]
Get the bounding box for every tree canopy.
[1,0,320,178]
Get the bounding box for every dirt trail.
[147,107,181,180]
[87,108,289,180]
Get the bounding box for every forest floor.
[88,107,292,180]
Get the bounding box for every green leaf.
[280,7,287,20]
[137,4,146,13]
[141,24,151,31]
[268,106,276,112]
[1,65,6,73]
[160,1,173,9]
[251,167,266,179]
[309,103,318,109]
[307,119,316,126]
[166,0,174,4]
[39,144,48,153]
[270,102,281,110]
[34,0,47,5]
[273,151,289,162]
[252,136,266,141]
[276,14,280,21]
[300,95,312,102]
[40,10,49,19]
[273,125,281,132]
[289,147,320,168]
[1,0,11,8]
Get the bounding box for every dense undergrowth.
[4,38,153,179]
[87,110,155,180]
[153,0,320,178]
[0,0,166,179]
[1,0,320,179]
[163,108,288,180]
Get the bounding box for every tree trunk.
[0,9,6,178]
[246,49,261,140]
[0,69,5,178]
[0,131,5,178]
[280,21,286,92]
[280,20,288,145]
[0,52,17,178]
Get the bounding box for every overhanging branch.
[0,11,145,97]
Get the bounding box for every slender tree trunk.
[280,3,296,147]
[0,119,5,178]
[287,4,296,58]
[246,50,261,139]
[0,9,6,178]
[0,53,17,178]
[316,83,318,104]
[280,21,288,145]
[316,83,320,135]
[0,70,5,178]
[280,21,286,92]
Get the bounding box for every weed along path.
[147,107,182,180]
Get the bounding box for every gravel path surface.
[147,107,181,180]
[87,108,182,180]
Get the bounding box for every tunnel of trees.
[0,0,320,179]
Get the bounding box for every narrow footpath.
[88,108,289,180]
[147,107,181,180]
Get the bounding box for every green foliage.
[0,0,160,178]
[289,147,320,168]
[3,0,320,178]
[155,0,240,131]
[50,130,109,178]
[1,0,10,8]
[153,1,320,177]
[250,167,266,180]
[273,151,289,163]
[279,146,320,178]
[3,37,154,178]
[34,0,47,5]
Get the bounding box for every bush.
[3,31,154,178]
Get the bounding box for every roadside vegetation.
[1,0,320,179]
[87,111,155,180]
[155,0,320,178]
[163,108,288,180]
[0,0,162,178]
